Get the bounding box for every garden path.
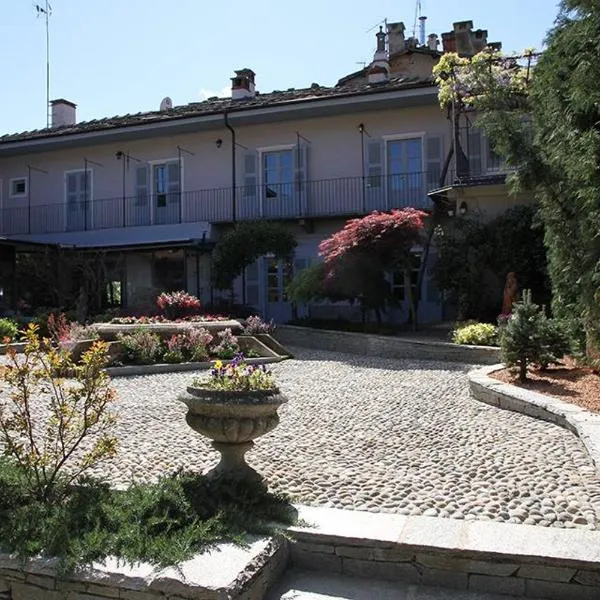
[91,347,600,530]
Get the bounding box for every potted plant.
[179,353,286,487]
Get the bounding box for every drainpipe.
[224,110,236,223]
[223,110,245,305]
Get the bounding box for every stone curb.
[287,505,600,599]
[468,364,600,470]
[274,325,501,364]
[0,537,287,600]
[105,356,284,378]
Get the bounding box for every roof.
[336,47,441,86]
[0,76,434,145]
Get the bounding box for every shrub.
[0,318,18,343]
[65,321,99,342]
[452,322,498,346]
[117,329,163,365]
[211,328,239,359]
[0,325,118,502]
[243,315,274,335]
[500,290,569,382]
[47,312,71,343]
[156,291,201,320]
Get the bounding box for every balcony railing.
[0,169,506,237]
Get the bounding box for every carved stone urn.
[179,386,287,486]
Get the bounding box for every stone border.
[105,355,285,378]
[288,505,600,599]
[94,320,244,341]
[274,325,501,364]
[469,364,600,470]
[0,537,288,600]
[0,342,26,355]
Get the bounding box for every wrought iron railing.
[0,168,508,236]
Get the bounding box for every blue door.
[264,257,293,323]
[387,138,423,209]
[66,170,91,231]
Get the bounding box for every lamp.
[358,123,365,133]
[459,201,468,216]
[215,138,223,148]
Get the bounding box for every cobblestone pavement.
[11,347,600,529]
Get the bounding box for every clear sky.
[1,0,560,136]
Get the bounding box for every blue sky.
[1,0,559,136]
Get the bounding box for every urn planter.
[179,386,287,486]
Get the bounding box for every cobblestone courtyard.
[83,347,600,530]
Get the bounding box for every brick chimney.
[367,26,390,84]
[231,69,256,100]
[441,21,490,57]
[427,33,439,51]
[50,99,76,127]
[386,22,406,55]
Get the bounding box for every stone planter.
[59,339,96,363]
[179,386,287,486]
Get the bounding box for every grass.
[0,459,296,574]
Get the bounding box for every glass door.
[387,138,423,208]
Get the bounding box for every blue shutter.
[135,166,148,206]
[293,144,309,216]
[468,129,483,176]
[66,172,78,211]
[167,161,181,206]
[426,135,443,190]
[365,139,384,211]
[241,151,259,219]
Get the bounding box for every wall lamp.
[215,138,223,148]
[459,201,468,216]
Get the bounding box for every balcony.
[0,169,506,237]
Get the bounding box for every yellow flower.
[214,360,223,369]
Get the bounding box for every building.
[0,19,522,323]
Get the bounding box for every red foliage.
[319,208,427,267]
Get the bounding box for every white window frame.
[147,157,183,223]
[64,169,93,230]
[9,177,27,199]
[382,132,426,209]
[256,144,295,216]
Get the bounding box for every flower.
[192,352,276,392]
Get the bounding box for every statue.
[501,272,519,315]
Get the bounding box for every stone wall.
[0,537,288,600]
[275,325,501,364]
[289,533,600,600]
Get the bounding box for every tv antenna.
[412,0,422,39]
[34,2,52,128]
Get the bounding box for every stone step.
[284,506,600,600]
[268,568,524,600]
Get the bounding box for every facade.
[0,20,522,324]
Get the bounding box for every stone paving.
[6,347,600,529]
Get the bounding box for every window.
[10,178,27,197]
[387,138,423,204]
[66,170,91,210]
[390,253,422,302]
[151,161,180,208]
[263,150,293,200]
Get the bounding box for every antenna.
[412,0,421,39]
[35,2,52,128]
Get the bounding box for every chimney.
[427,33,439,51]
[386,22,406,55]
[453,20,475,56]
[367,26,389,84]
[418,15,427,46]
[50,99,76,127]
[231,68,256,100]
[441,31,456,53]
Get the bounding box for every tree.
[434,1,600,362]
[211,222,297,293]
[318,209,427,323]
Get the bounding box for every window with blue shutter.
[426,135,443,190]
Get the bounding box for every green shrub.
[0,318,18,342]
[117,329,163,365]
[452,322,498,346]
[500,290,569,382]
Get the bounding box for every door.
[66,170,91,231]
[265,257,293,323]
[153,162,180,225]
[262,150,295,219]
[387,138,423,209]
